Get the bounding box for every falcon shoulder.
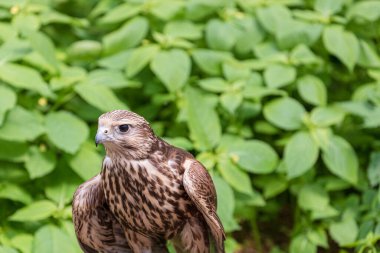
[182,159,226,253]
[72,174,131,253]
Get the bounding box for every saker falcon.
[72,110,225,253]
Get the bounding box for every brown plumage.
[72,110,225,253]
[72,175,167,253]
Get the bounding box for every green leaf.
[149,1,184,20]
[150,49,191,92]
[45,111,89,154]
[235,189,265,207]
[67,40,102,61]
[45,182,78,206]
[75,82,129,112]
[323,26,359,71]
[60,220,83,253]
[310,106,345,127]
[68,143,102,180]
[13,13,40,35]
[0,183,32,204]
[314,205,339,220]
[164,21,202,40]
[24,146,56,179]
[198,78,229,93]
[212,175,239,232]
[314,0,344,15]
[336,101,371,118]
[234,17,265,55]
[103,17,148,55]
[10,234,33,253]
[256,5,292,34]
[0,85,16,126]
[217,156,253,195]
[290,234,317,253]
[0,139,28,161]
[98,3,140,24]
[9,200,57,221]
[192,49,232,75]
[329,217,358,246]
[87,69,134,89]
[323,177,351,192]
[0,246,18,253]
[28,31,58,71]
[254,175,288,198]
[0,63,53,97]
[312,205,339,220]
[298,184,329,212]
[50,66,87,91]
[311,204,339,220]
[0,39,31,63]
[0,106,45,141]
[254,121,279,135]
[0,162,29,185]
[263,97,306,130]
[307,229,328,248]
[228,140,278,174]
[224,238,240,253]
[220,91,243,114]
[0,22,17,39]
[186,88,221,150]
[33,225,77,253]
[98,50,132,70]
[264,64,296,88]
[347,1,380,22]
[290,44,319,65]
[322,136,358,184]
[164,137,193,151]
[297,75,327,106]
[126,45,159,77]
[367,152,380,187]
[358,39,380,68]
[206,19,238,51]
[222,62,251,82]
[275,19,322,49]
[24,51,57,74]
[285,131,319,179]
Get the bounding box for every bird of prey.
[72,110,225,253]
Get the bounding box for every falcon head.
[95,110,156,159]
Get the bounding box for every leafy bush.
[0,0,380,252]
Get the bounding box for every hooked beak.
[95,129,108,147]
[95,133,102,147]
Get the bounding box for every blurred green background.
[0,0,380,252]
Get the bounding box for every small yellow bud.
[38,97,48,106]
[10,5,20,15]
[235,12,245,19]
[230,154,240,163]
[39,144,47,152]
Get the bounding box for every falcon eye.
[118,124,130,132]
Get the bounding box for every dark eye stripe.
[118,124,129,132]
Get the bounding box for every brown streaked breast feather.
[72,175,131,253]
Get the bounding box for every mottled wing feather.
[182,160,226,253]
[78,241,97,253]
[72,175,132,253]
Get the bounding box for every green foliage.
[0,0,380,252]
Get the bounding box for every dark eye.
[118,124,130,132]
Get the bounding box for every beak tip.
[95,132,106,147]
[95,135,99,147]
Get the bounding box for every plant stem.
[251,208,263,253]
